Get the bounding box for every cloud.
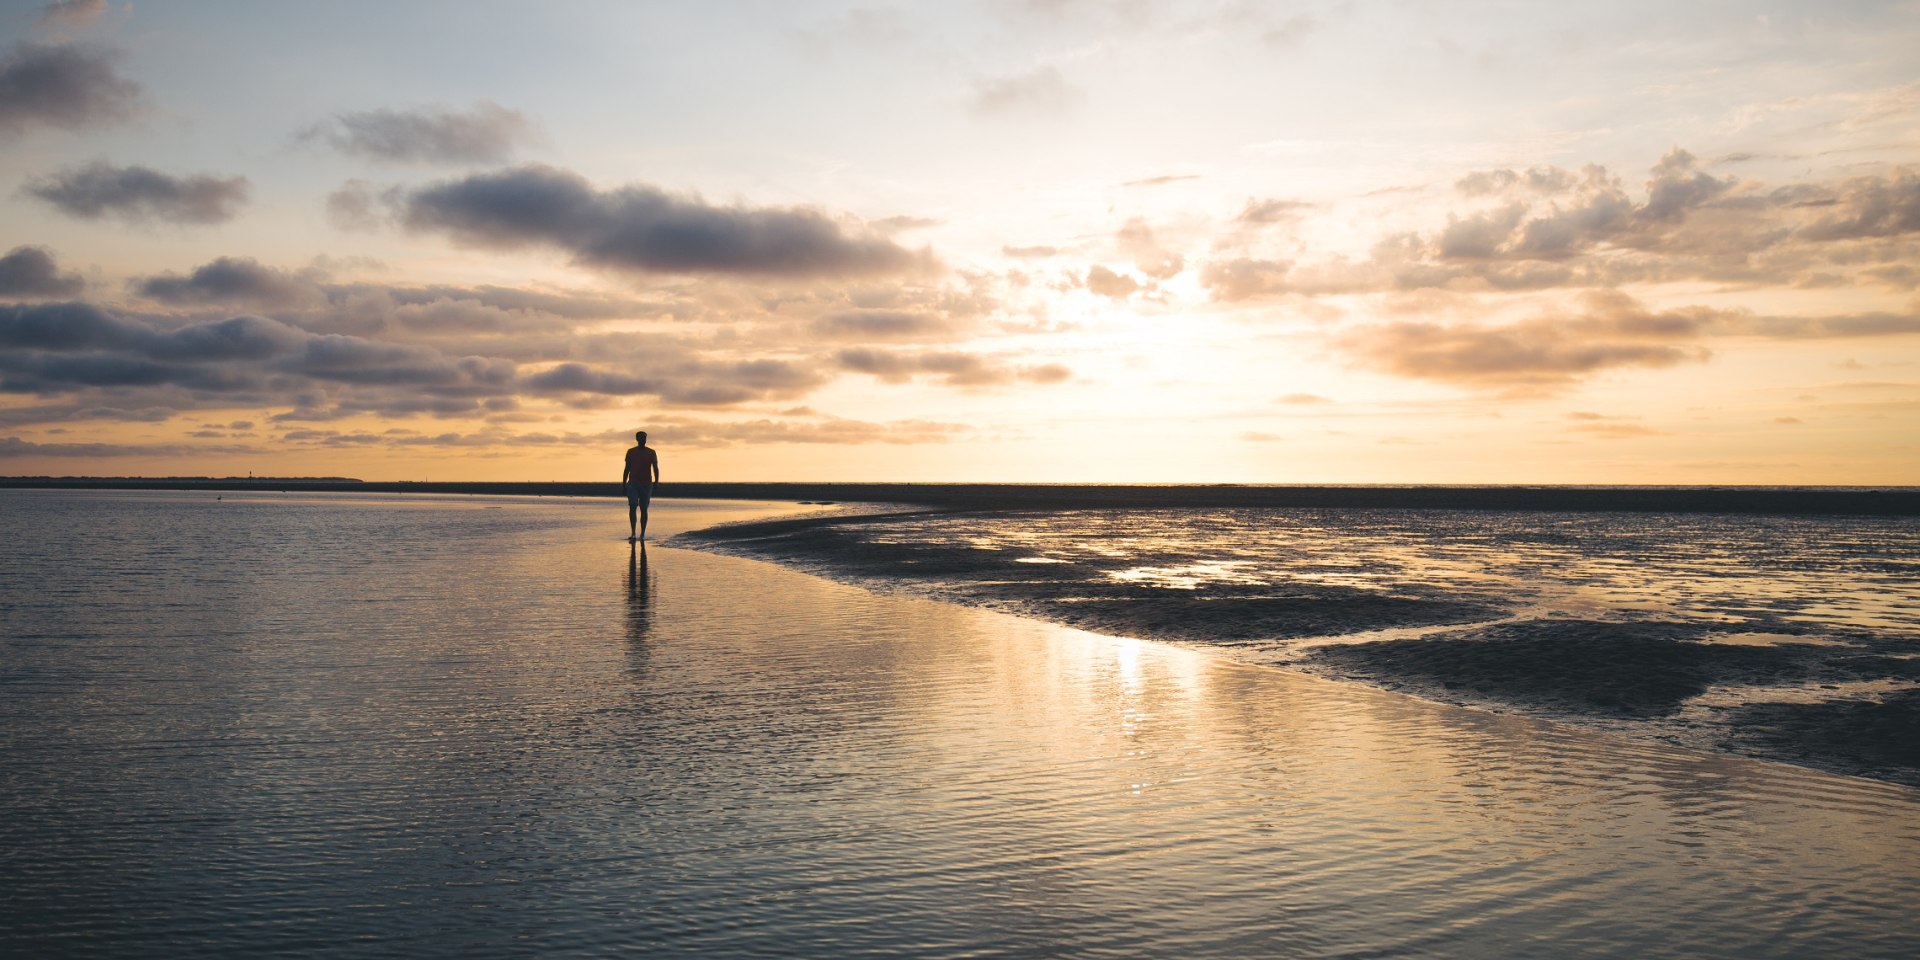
[134,256,321,308]
[1744,312,1920,338]
[395,164,929,278]
[1196,149,1920,301]
[1002,244,1059,258]
[1275,392,1330,405]
[1236,198,1312,223]
[1567,421,1666,439]
[872,215,940,233]
[38,1,107,28]
[0,245,84,298]
[0,43,139,135]
[811,309,949,339]
[1084,264,1140,299]
[1336,292,1726,391]
[0,301,511,401]
[523,356,825,406]
[24,162,250,225]
[1122,174,1200,188]
[300,101,534,165]
[1796,169,1920,241]
[1115,218,1184,279]
[326,179,393,230]
[660,416,972,448]
[969,65,1082,118]
[835,347,1070,387]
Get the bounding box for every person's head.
[635,431,647,445]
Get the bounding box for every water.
[3,489,1918,957]
[686,506,1920,783]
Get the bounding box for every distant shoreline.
[4,477,1919,515]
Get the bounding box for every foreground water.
[3,490,1918,957]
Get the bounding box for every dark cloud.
[523,362,661,396]
[835,347,1069,387]
[0,245,84,298]
[300,101,533,165]
[811,309,948,339]
[0,301,510,400]
[397,164,928,278]
[25,162,250,225]
[135,256,321,308]
[969,65,1082,118]
[38,1,106,28]
[0,300,145,351]
[0,43,138,135]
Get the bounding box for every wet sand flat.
[684,505,1920,786]
[4,490,1919,957]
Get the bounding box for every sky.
[1,0,1916,483]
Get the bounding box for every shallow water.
[3,490,1919,957]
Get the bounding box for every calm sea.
[3,489,1918,958]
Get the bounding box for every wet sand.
[4,490,1919,957]
[680,505,1920,787]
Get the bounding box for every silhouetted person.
[623,430,661,541]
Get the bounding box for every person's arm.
[621,454,631,485]
[651,452,661,485]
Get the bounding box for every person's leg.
[639,496,650,539]
[628,500,638,540]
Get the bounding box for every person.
[622,431,660,541]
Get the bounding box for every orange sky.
[2,1,1917,483]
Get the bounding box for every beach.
[3,488,1919,957]
[683,503,1920,788]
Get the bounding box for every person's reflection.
[626,541,654,672]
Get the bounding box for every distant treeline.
[1,476,362,483]
[3,477,1917,516]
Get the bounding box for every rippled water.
[4,490,1919,957]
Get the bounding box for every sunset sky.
[1,0,1916,483]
